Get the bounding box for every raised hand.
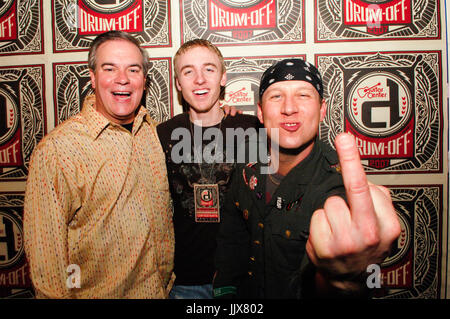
[306,133,401,291]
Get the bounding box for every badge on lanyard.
[194,184,220,222]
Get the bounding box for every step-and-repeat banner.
[0,0,448,299]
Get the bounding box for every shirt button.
[250,256,255,261]
[243,209,249,220]
[254,240,261,245]
[258,222,264,229]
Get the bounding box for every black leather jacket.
[214,138,346,299]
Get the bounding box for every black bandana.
[259,59,323,99]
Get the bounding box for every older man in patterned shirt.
[23,31,174,298]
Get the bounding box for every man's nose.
[281,94,298,115]
[115,69,130,84]
[194,71,206,85]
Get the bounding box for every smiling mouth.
[194,89,209,96]
[281,122,301,131]
[112,91,131,97]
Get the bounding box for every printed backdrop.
[0,0,448,299]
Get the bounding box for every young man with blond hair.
[157,39,260,299]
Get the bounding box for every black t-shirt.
[157,112,261,285]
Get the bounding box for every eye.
[298,91,312,98]
[268,93,282,100]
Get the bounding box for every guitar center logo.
[316,0,440,42]
[181,0,304,45]
[54,58,172,125]
[0,193,32,293]
[0,66,46,181]
[347,72,414,160]
[52,0,170,52]
[375,186,441,298]
[317,51,441,174]
[222,55,304,114]
[0,0,43,56]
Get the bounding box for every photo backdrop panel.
[0,0,447,299]
[317,51,443,174]
[0,192,34,298]
[0,0,44,56]
[0,65,46,182]
[53,57,173,125]
[315,0,441,42]
[180,0,305,45]
[377,185,443,299]
[52,0,171,52]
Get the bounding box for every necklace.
[188,112,224,223]
[267,173,282,186]
[188,112,224,183]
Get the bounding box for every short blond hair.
[173,39,225,77]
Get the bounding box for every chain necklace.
[188,113,224,184]
[267,173,282,186]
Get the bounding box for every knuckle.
[348,181,370,196]
[316,247,336,261]
[388,217,402,242]
[364,231,381,249]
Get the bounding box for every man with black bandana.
[213,59,401,298]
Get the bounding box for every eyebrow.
[179,62,218,72]
[100,62,142,69]
[267,83,316,91]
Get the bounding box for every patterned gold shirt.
[24,95,174,298]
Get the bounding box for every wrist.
[315,269,370,297]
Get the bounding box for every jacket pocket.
[270,222,309,272]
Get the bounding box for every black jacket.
[157,112,261,285]
[214,138,346,298]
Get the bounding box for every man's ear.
[144,73,151,91]
[220,71,227,87]
[257,102,264,124]
[175,77,182,91]
[89,69,96,89]
[319,98,327,122]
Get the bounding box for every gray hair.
[88,31,150,76]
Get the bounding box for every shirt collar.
[133,105,151,133]
[80,94,149,139]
